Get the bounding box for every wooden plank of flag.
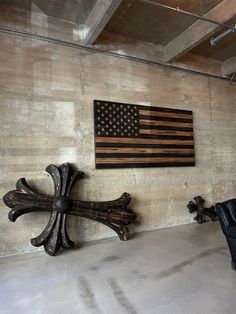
[94,100,195,169]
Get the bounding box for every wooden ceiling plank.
[82,0,122,45]
[164,0,236,62]
[222,56,236,76]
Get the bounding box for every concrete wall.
[1,29,236,255]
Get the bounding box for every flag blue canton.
[95,101,139,137]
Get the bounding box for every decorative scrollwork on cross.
[3,163,137,256]
[187,196,217,224]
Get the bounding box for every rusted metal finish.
[187,196,217,224]
[3,163,137,256]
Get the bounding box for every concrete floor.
[0,223,235,314]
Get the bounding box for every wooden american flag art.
[94,100,195,169]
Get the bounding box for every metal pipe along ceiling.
[141,0,234,30]
[0,25,233,83]
[211,26,236,46]
[141,0,236,46]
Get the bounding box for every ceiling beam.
[82,0,122,45]
[164,0,236,63]
[95,31,222,77]
[222,56,236,76]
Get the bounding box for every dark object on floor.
[3,163,137,256]
[215,199,236,270]
[187,196,217,224]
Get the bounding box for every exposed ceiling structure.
[2,0,96,23]
[2,0,236,78]
[192,17,236,62]
[105,0,223,45]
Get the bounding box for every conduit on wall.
[0,25,234,84]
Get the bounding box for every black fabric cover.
[216,198,236,264]
[228,226,236,238]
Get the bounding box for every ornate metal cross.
[187,196,217,224]
[3,163,137,256]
